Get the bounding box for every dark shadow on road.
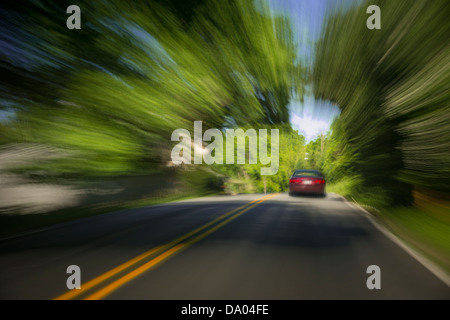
[0,198,372,255]
[289,193,327,199]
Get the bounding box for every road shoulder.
[329,192,450,288]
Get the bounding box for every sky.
[268,0,358,141]
[289,95,340,141]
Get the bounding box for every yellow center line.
[54,246,164,300]
[83,193,279,300]
[181,193,279,246]
[54,193,274,300]
[84,244,186,300]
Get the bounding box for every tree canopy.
[0,0,303,180]
[313,0,450,204]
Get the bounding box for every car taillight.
[289,178,300,183]
[314,179,325,184]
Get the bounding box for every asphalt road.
[0,193,449,300]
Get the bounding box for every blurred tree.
[222,125,306,193]
[313,0,449,205]
[0,0,303,180]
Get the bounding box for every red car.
[289,169,326,197]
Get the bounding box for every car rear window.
[292,170,322,177]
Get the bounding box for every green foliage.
[0,0,302,183]
[306,119,358,183]
[221,125,306,193]
[379,205,450,273]
[313,0,449,206]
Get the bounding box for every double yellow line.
[54,193,279,300]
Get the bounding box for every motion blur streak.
[313,0,449,207]
[0,0,303,218]
[0,0,449,297]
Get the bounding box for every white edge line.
[329,192,450,288]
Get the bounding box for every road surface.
[0,193,449,299]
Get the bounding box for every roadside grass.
[377,205,450,274]
[328,180,450,275]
